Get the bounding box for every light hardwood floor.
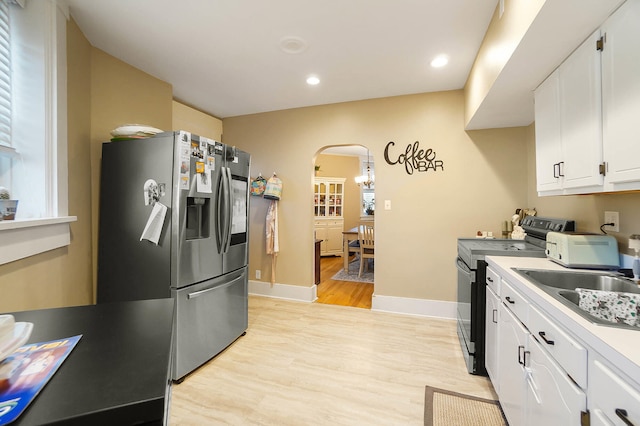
[316,255,374,309]
[169,295,496,425]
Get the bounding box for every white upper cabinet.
[534,0,640,195]
[534,70,563,193]
[558,30,603,190]
[534,30,603,196]
[601,0,640,187]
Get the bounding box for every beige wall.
[224,91,530,302]
[0,19,94,312]
[7,16,637,314]
[0,19,231,313]
[172,101,223,141]
[525,124,640,256]
[314,153,363,230]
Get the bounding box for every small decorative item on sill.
[0,187,18,220]
[364,199,375,216]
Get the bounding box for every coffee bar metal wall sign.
[383,141,444,175]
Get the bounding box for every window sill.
[0,216,77,265]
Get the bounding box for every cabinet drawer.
[314,220,324,226]
[589,357,640,426]
[327,219,343,227]
[501,279,528,323]
[486,266,500,295]
[526,335,586,425]
[529,305,587,389]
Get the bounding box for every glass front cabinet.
[313,177,345,256]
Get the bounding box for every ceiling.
[65,0,623,127]
[65,0,498,119]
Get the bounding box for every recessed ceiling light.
[280,36,308,54]
[430,55,449,68]
[306,76,320,85]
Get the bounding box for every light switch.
[384,200,391,210]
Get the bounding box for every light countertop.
[486,255,640,387]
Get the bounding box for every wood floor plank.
[316,255,373,309]
[169,296,496,425]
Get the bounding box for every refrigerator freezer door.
[172,267,248,381]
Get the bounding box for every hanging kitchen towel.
[250,174,267,196]
[266,199,279,287]
[263,174,282,200]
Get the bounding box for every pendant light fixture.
[355,149,374,188]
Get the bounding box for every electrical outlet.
[255,270,261,279]
[384,200,391,210]
[604,211,620,232]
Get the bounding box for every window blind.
[0,0,10,147]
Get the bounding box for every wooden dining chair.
[358,222,374,278]
[347,239,361,274]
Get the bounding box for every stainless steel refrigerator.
[97,130,250,381]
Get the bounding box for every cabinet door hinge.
[596,36,604,51]
[599,162,607,176]
[580,410,590,426]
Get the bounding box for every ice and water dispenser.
[185,196,210,240]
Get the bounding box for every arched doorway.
[313,145,375,309]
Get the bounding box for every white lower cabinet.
[485,285,500,390]
[314,218,344,256]
[494,294,587,425]
[528,304,587,389]
[588,355,640,426]
[497,304,528,426]
[525,334,586,425]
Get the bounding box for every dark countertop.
[7,298,174,426]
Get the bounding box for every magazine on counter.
[0,335,82,425]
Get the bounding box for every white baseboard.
[371,294,457,320]
[248,280,317,302]
[249,280,456,320]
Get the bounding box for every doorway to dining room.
[313,145,375,309]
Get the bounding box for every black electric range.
[455,216,575,375]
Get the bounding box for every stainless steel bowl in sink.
[513,268,640,330]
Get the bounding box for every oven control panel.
[521,216,575,233]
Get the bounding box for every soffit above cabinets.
[465,0,625,130]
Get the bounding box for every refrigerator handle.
[215,167,226,253]
[223,166,233,253]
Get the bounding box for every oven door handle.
[456,258,475,282]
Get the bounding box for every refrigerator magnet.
[196,170,212,193]
[206,156,215,170]
[143,179,159,206]
[180,175,189,190]
[178,130,191,145]
[191,141,203,159]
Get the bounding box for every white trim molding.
[0,216,76,265]
[248,280,317,303]
[248,281,457,321]
[371,294,457,320]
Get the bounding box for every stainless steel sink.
[513,268,640,330]
[515,269,640,294]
